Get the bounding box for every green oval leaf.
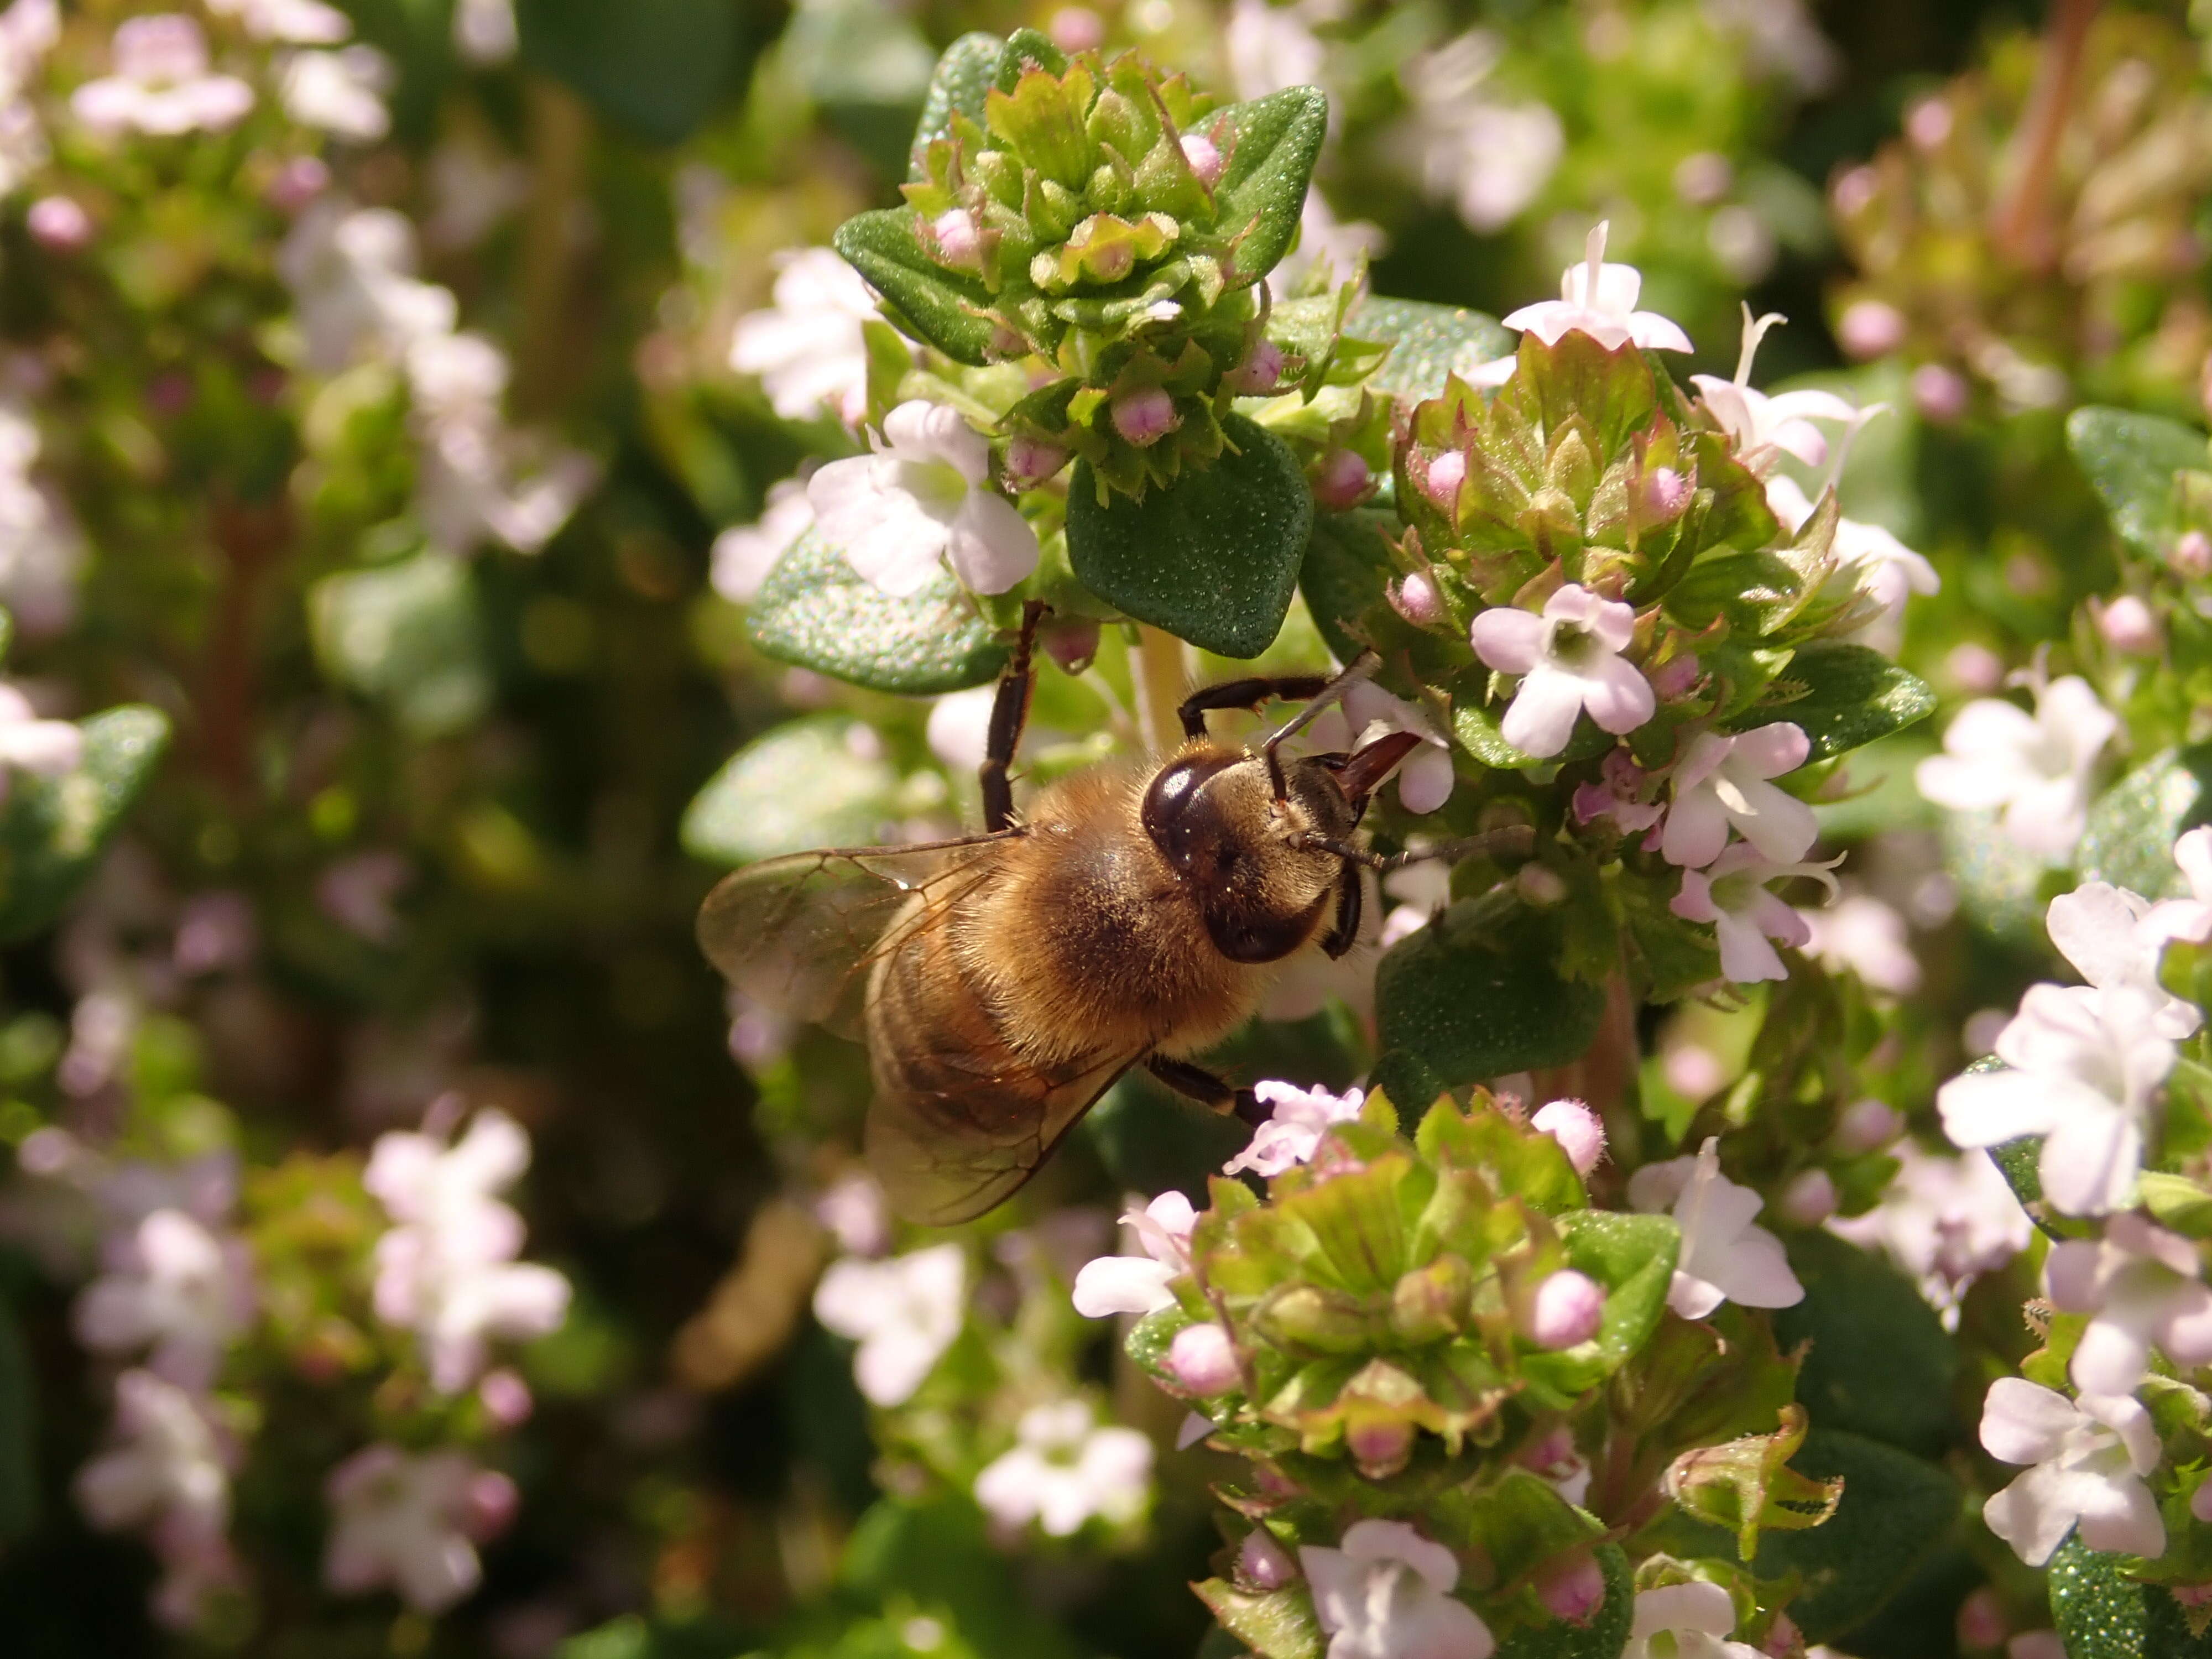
[1213,86,1328,284]
[1348,296,1512,405]
[2067,405,2208,556]
[1731,640,1934,762]
[1067,413,1313,658]
[907,31,1001,175]
[1374,907,1607,1103]
[1771,1231,1957,1459]
[2080,745,2212,898]
[2049,1536,2212,1658]
[0,706,170,943]
[993,26,1068,91]
[832,209,999,366]
[681,715,904,867]
[1298,508,1395,665]
[1749,1430,1961,1642]
[749,525,1008,694]
[310,551,491,738]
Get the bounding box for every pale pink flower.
[0,681,80,800]
[206,0,352,43]
[1267,192,1387,298]
[1071,1192,1196,1317]
[1573,747,1664,836]
[1501,221,1693,354]
[1624,1582,1760,1659]
[324,1444,515,1613]
[2146,827,2212,947]
[973,1400,1151,1536]
[1525,1270,1603,1349]
[1627,1138,1804,1319]
[315,850,410,943]
[278,202,457,372]
[1224,1081,1366,1178]
[1799,893,1921,995]
[812,1241,965,1405]
[2046,1213,2212,1396]
[1671,844,1840,984]
[1397,32,1562,235]
[1828,1142,2030,1321]
[1659,723,1817,868]
[1915,676,2117,858]
[74,1209,254,1388]
[72,16,254,137]
[730,247,880,427]
[1766,472,1939,649]
[1980,1378,2163,1565]
[277,45,393,142]
[76,1370,243,1623]
[1691,309,1856,468]
[813,1172,890,1259]
[1168,1323,1241,1393]
[1469,585,1653,759]
[1778,1170,1838,1227]
[2046,879,2200,1039]
[1300,1519,1495,1659]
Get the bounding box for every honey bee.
[698,604,1516,1225]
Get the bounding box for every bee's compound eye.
[1141,754,1234,873]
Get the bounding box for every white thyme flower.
[0,681,80,800]
[1659,723,1818,869]
[1671,843,1840,985]
[1914,676,2116,858]
[1799,892,1921,996]
[2046,1213,2212,1397]
[1072,1191,1196,1317]
[1980,1378,2162,1566]
[812,1241,966,1405]
[1691,308,1858,469]
[1628,1137,1804,1319]
[206,0,352,45]
[279,202,458,372]
[731,247,881,427]
[1224,1082,1366,1178]
[1397,31,1561,234]
[278,44,393,143]
[2046,878,2201,1039]
[1828,1141,2031,1323]
[1300,1518,1495,1659]
[72,15,254,138]
[1624,1580,1762,1659]
[74,1208,254,1389]
[1469,584,1655,759]
[451,0,518,65]
[75,1370,237,1559]
[1501,221,1693,354]
[973,1399,1152,1537]
[324,1443,515,1613]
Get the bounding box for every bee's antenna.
[1260,652,1380,797]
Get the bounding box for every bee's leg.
[1319,865,1363,959]
[1147,1054,1269,1126]
[980,599,1049,832]
[1176,674,1333,740]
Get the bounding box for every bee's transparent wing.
[695,834,1014,1041]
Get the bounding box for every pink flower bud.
[26,196,91,252]
[1239,1529,1297,1590]
[1047,5,1105,50]
[1387,570,1445,628]
[1044,618,1101,675]
[1168,1322,1241,1394]
[1911,363,1969,424]
[1313,448,1371,511]
[1671,152,1733,206]
[2174,1582,2212,1609]
[1531,1099,1606,1177]
[266,154,330,214]
[1515,863,1567,907]
[1525,1270,1604,1350]
[1345,1418,1412,1475]
[1224,338,1284,395]
[2172,530,2212,578]
[1535,1553,1606,1624]
[1906,98,1953,149]
[1179,132,1225,189]
[1639,465,1691,524]
[1421,449,1465,513]
[2094,594,2159,654]
[1837,300,1906,361]
[1647,652,1701,699]
[1110,386,1177,447]
[1663,1043,1725,1100]
[1832,1097,1901,1154]
[1832,165,1878,219]
[1945,642,2005,693]
[463,1469,519,1540]
[478,1367,534,1428]
[1761,1613,1801,1657]
[1956,1587,2007,1649]
[1004,436,1069,487]
[1777,1168,1838,1227]
[931,208,983,272]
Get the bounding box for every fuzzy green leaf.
[1348,297,1512,405]
[1213,87,1328,284]
[1750,1430,1960,1642]
[908,32,1001,174]
[680,716,902,867]
[833,209,999,366]
[2067,405,2209,557]
[1731,641,1934,761]
[1374,907,1608,1103]
[0,706,170,944]
[748,526,1009,693]
[1194,1578,1323,1659]
[993,25,1068,92]
[2079,745,2212,898]
[1067,413,1313,657]
[1770,1231,1956,1459]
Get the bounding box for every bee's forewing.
[695,834,1011,1041]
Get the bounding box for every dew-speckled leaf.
[0,706,169,944]
[2048,1536,2212,1658]
[1771,1231,1955,1459]
[681,716,904,868]
[2067,405,2208,556]
[310,552,491,737]
[1750,1430,1960,1642]
[907,31,1000,175]
[1349,296,1512,404]
[2079,745,2212,898]
[749,526,1008,694]
[1213,87,1328,284]
[1733,641,1934,761]
[1556,1213,1677,1368]
[832,208,998,366]
[992,25,1067,91]
[1492,1545,1632,1659]
[1373,907,1606,1103]
[1067,414,1313,658]
[1940,807,2054,947]
[1299,508,1395,665]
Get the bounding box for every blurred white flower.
[1915,676,2116,858]
[973,1399,1152,1536]
[712,478,813,604]
[1623,1581,1760,1659]
[324,1444,515,1613]
[1398,32,1561,234]
[72,15,254,138]
[1830,1144,2031,1324]
[807,401,1039,597]
[1980,1378,2162,1565]
[2145,827,2212,947]
[2046,1213,2212,1397]
[1799,893,1921,995]
[76,1369,241,1624]
[1503,222,1693,354]
[1224,0,1326,102]
[812,1241,965,1405]
[0,0,55,191]
[278,45,392,142]
[1071,1191,1196,1316]
[279,202,459,372]
[74,1209,254,1388]
[731,247,882,427]
[1660,723,1816,868]
[925,683,998,774]
[364,1104,572,1392]
[2047,879,2201,1039]
[0,681,79,799]
[207,0,352,45]
[1300,1518,1495,1659]
[173,890,257,977]
[1937,984,2175,1217]
[1470,584,1654,759]
[452,0,518,66]
[405,331,598,555]
[1223,1081,1365,1178]
[424,138,530,252]
[0,405,85,634]
[1269,191,1387,298]
[1702,0,1838,93]
[1766,472,1938,653]
[812,1172,890,1258]
[1672,844,1840,985]
[1629,1137,1804,1319]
